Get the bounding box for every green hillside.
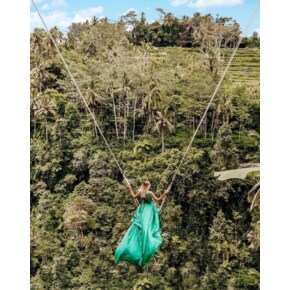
[222,48,260,84]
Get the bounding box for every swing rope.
[31,0,140,206]
[159,0,260,212]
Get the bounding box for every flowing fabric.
[114,192,162,266]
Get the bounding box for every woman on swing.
[114,180,172,266]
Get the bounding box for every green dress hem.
[114,192,162,266]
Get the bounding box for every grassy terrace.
[149,47,260,85]
[222,48,260,84]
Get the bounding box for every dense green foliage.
[122,9,259,49]
[30,12,260,290]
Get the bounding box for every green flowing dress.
[114,192,162,266]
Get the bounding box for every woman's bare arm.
[128,187,140,199]
[150,184,172,203]
[124,178,140,199]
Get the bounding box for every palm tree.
[34,92,57,142]
[217,91,234,125]
[30,62,55,93]
[142,79,161,134]
[85,80,103,136]
[47,26,63,57]
[153,105,174,153]
[163,13,175,35]
[91,16,98,25]
[85,80,103,114]
[30,28,47,59]
[116,72,133,141]
[106,83,119,139]
[156,8,165,21]
[30,88,41,135]
[132,94,139,142]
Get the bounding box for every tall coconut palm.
[34,93,57,142]
[156,8,165,21]
[30,88,41,135]
[132,93,142,141]
[30,62,55,93]
[153,105,174,153]
[85,80,103,114]
[163,13,175,35]
[116,72,133,141]
[91,16,98,25]
[47,26,63,57]
[84,80,104,136]
[142,79,161,134]
[106,83,119,139]
[217,92,234,125]
[30,28,47,59]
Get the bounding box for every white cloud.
[30,10,71,31]
[73,6,104,23]
[30,6,104,32]
[171,0,243,8]
[255,27,260,36]
[50,0,67,9]
[35,0,67,11]
[41,4,49,10]
[171,0,190,7]
[122,8,136,16]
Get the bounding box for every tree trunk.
[93,108,98,137]
[146,114,151,137]
[118,96,121,117]
[161,130,164,153]
[34,119,36,137]
[132,97,138,141]
[45,117,48,143]
[226,112,229,125]
[192,116,195,134]
[211,111,215,140]
[111,93,119,139]
[59,128,62,144]
[173,110,176,127]
[123,99,127,142]
[204,115,207,139]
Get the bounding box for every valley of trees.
[30,10,260,289]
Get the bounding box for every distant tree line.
[120,9,259,48]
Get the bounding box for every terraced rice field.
[221,48,260,84]
[148,46,260,86]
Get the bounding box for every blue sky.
[30,0,260,35]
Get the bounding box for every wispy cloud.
[37,0,67,11]
[171,0,243,8]
[121,8,136,16]
[171,0,190,7]
[30,10,71,31]
[30,5,104,31]
[50,0,68,9]
[41,3,49,10]
[73,6,104,23]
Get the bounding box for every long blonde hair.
[138,180,151,199]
